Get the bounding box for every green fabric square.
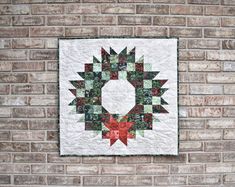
[127,63,135,71]
[76,89,85,97]
[85,80,93,90]
[93,105,102,114]
[111,63,118,72]
[144,63,152,71]
[118,71,127,79]
[144,105,152,113]
[152,96,161,105]
[93,63,101,72]
[102,71,110,80]
[144,80,152,88]
[110,55,118,64]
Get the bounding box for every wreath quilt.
[59,38,178,155]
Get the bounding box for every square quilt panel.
[59,38,178,155]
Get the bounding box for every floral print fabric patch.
[59,38,178,155]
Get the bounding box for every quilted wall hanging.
[59,38,178,155]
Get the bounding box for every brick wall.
[0,0,235,186]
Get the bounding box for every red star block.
[103,115,134,146]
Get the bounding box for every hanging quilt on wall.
[59,38,178,155]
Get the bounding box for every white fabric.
[59,38,178,155]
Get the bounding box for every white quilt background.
[59,38,178,155]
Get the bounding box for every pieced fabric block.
[59,38,178,155]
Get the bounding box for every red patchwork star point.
[103,115,134,146]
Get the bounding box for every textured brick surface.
[0,1,234,186]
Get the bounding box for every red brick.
[189,61,221,72]
[82,156,115,164]
[206,119,235,129]
[48,0,79,2]
[11,84,44,94]
[205,28,235,38]
[154,0,185,3]
[83,16,116,25]
[119,176,152,186]
[179,95,204,106]
[0,142,29,152]
[153,154,186,163]
[0,50,27,60]
[29,72,57,82]
[117,156,151,164]
[0,62,11,71]
[207,73,235,83]
[47,176,80,185]
[188,17,220,27]
[31,143,58,152]
[100,27,133,36]
[0,28,28,38]
[0,175,10,184]
[0,119,28,130]
[223,107,235,117]
[189,84,223,94]
[66,4,99,14]
[170,5,203,15]
[12,38,44,49]
[136,27,167,37]
[188,175,221,185]
[12,62,45,72]
[47,107,58,118]
[0,132,10,141]
[153,16,186,26]
[47,131,58,141]
[101,165,135,175]
[30,27,63,37]
[12,131,45,141]
[0,39,11,49]
[0,153,11,163]
[47,153,80,163]
[12,0,45,3]
[188,130,222,140]
[0,73,28,83]
[47,15,80,26]
[222,0,235,5]
[119,0,149,2]
[12,107,45,118]
[29,119,56,130]
[154,176,187,186]
[205,6,235,16]
[179,51,204,60]
[14,175,46,185]
[222,18,235,27]
[118,16,151,25]
[66,165,98,174]
[13,15,44,26]
[0,17,11,26]
[179,72,205,83]
[205,96,235,106]
[0,85,10,95]
[224,129,235,139]
[32,4,64,15]
[65,27,98,37]
[46,84,57,94]
[0,96,27,106]
[101,4,135,14]
[13,153,46,163]
[188,39,220,49]
[137,165,168,175]
[170,28,202,38]
[188,107,222,117]
[222,40,235,50]
[83,176,116,186]
[180,141,203,152]
[188,0,220,4]
[136,5,169,14]
[0,5,29,14]
[171,164,203,174]
[30,50,57,60]
[28,95,57,106]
